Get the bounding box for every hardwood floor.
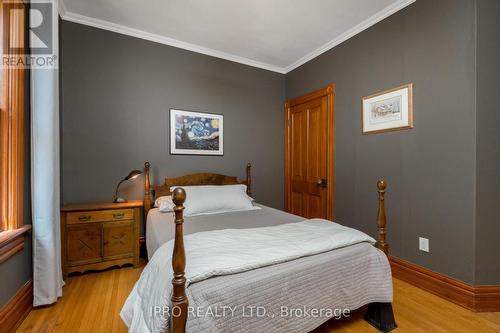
[17,263,500,333]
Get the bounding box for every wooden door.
[284,85,335,220]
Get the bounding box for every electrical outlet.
[419,237,429,252]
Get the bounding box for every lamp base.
[113,197,127,203]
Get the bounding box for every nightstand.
[60,200,142,277]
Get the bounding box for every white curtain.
[31,12,64,305]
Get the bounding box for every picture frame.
[362,83,413,134]
[169,109,224,155]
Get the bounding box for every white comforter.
[120,219,376,333]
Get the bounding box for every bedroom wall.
[0,239,32,306]
[285,0,477,283]
[475,0,500,285]
[60,22,285,211]
[60,0,498,286]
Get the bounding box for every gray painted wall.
[286,0,477,283]
[475,0,500,285]
[59,0,498,286]
[0,238,32,306]
[61,22,285,211]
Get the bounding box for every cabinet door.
[66,224,102,266]
[103,220,134,260]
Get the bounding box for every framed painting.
[362,83,413,134]
[170,109,224,155]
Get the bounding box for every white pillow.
[154,195,175,212]
[169,184,254,216]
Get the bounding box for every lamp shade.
[113,169,143,203]
[124,169,142,181]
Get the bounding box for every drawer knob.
[113,212,125,219]
[78,215,91,222]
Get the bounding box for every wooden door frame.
[284,84,335,220]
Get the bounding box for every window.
[0,0,30,262]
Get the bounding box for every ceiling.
[59,0,415,73]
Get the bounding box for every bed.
[146,203,304,259]
[121,162,396,333]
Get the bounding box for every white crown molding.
[58,0,415,74]
[284,0,416,73]
[59,6,287,73]
[58,0,67,18]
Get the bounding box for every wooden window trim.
[0,0,31,262]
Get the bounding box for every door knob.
[317,179,327,188]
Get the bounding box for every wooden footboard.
[167,180,390,333]
[375,180,389,255]
[171,188,188,333]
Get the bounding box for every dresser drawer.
[66,209,134,224]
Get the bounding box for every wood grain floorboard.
[17,263,500,333]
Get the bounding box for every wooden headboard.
[143,162,252,218]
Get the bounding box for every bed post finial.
[376,180,388,255]
[144,162,151,219]
[171,188,188,333]
[246,163,252,197]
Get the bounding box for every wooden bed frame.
[143,161,252,219]
[142,161,396,333]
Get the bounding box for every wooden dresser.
[60,201,142,277]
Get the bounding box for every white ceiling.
[59,0,415,73]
